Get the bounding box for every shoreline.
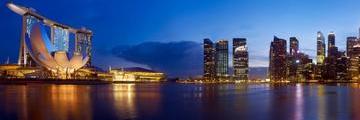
[0,78,359,85]
[0,78,168,85]
[0,78,112,85]
[176,80,360,84]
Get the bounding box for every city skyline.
[2,0,360,77]
[3,1,360,120]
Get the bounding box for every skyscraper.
[288,37,299,82]
[269,36,287,81]
[327,32,336,57]
[346,37,360,80]
[289,37,299,57]
[315,31,326,80]
[215,40,229,80]
[297,53,314,81]
[337,55,349,80]
[203,38,216,81]
[328,32,335,48]
[317,31,326,65]
[347,37,360,58]
[324,32,338,80]
[233,38,248,81]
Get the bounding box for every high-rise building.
[289,37,299,57]
[233,38,248,81]
[203,38,216,81]
[336,55,349,80]
[324,32,338,80]
[317,31,326,65]
[328,32,335,49]
[297,53,314,81]
[347,37,360,58]
[288,37,299,82]
[269,36,287,81]
[348,57,359,80]
[286,54,296,81]
[215,40,229,80]
[315,31,326,80]
[327,32,336,57]
[52,25,70,52]
[346,37,360,80]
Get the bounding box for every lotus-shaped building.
[7,2,93,78]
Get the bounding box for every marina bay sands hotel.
[7,2,93,67]
[3,2,94,79]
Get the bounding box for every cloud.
[92,46,150,71]
[111,41,202,77]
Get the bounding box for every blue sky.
[1,0,360,76]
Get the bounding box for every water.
[0,83,359,120]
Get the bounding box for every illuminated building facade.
[347,37,360,58]
[233,38,248,81]
[318,32,341,80]
[290,37,299,57]
[346,37,360,80]
[0,64,39,78]
[269,36,287,81]
[324,32,338,80]
[297,53,314,81]
[53,26,70,51]
[288,37,299,81]
[203,39,216,81]
[7,3,93,79]
[328,32,336,56]
[336,55,350,80]
[215,40,229,80]
[316,31,325,80]
[110,67,165,82]
[317,31,326,64]
[269,36,316,81]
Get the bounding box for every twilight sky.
[1,0,360,77]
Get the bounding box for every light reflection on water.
[0,83,360,120]
[294,84,303,120]
[112,84,137,119]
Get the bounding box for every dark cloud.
[112,41,202,77]
[92,47,149,71]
